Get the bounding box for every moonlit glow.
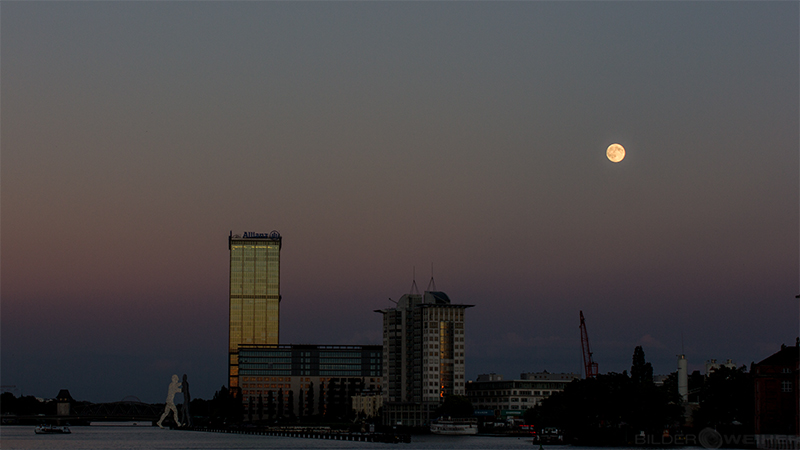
[606,143,626,163]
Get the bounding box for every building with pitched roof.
[753,339,799,435]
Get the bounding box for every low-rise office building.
[466,372,580,416]
[237,344,382,418]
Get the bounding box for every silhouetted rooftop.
[755,342,799,367]
[56,389,73,402]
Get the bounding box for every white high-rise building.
[376,285,473,426]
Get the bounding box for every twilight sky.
[2,1,797,404]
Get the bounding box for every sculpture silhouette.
[157,374,182,429]
[180,374,192,427]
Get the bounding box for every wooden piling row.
[186,426,411,443]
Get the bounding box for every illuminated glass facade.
[229,231,282,389]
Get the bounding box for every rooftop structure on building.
[705,358,736,376]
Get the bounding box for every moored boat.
[430,417,478,435]
[532,427,564,444]
[34,425,71,434]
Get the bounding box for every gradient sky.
[2,1,797,404]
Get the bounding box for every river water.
[1,426,720,450]
[0,426,550,450]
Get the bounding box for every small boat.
[430,417,478,435]
[532,427,564,444]
[35,425,71,434]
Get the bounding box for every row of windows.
[473,404,527,410]
[319,358,362,364]
[471,382,570,390]
[240,369,380,377]
[229,274,279,280]
[232,321,273,328]
[241,376,377,383]
[241,370,292,376]
[242,376,297,382]
[230,292,280,298]
[230,247,280,253]
[319,370,373,376]
[241,364,292,369]
[240,351,291,357]
[319,364,362,370]
[229,301,277,306]
[238,356,373,363]
[230,265,279,271]
[243,384,290,390]
[470,390,554,397]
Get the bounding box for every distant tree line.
[1,377,374,428]
[1,392,62,416]
[523,346,754,446]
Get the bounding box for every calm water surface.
[1,426,542,450]
[1,426,711,450]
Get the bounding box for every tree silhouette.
[211,385,242,424]
[298,388,304,419]
[631,346,654,386]
[288,389,295,419]
[346,378,359,420]
[327,379,337,419]
[694,365,753,433]
[338,379,347,419]
[267,391,275,420]
[277,388,284,418]
[525,347,681,445]
[318,381,325,418]
[307,382,315,417]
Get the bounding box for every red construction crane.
[579,311,599,378]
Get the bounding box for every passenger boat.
[430,417,479,435]
[34,425,71,434]
[532,427,564,444]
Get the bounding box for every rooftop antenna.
[410,266,420,295]
[388,297,398,305]
[427,262,437,291]
[681,332,685,355]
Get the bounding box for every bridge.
[71,396,163,422]
[5,397,164,424]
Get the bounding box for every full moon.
[606,143,625,163]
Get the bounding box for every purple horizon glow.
[2,1,797,403]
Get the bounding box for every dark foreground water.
[1,426,717,450]
[1,426,545,450]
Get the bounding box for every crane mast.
[579,310,599,378]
